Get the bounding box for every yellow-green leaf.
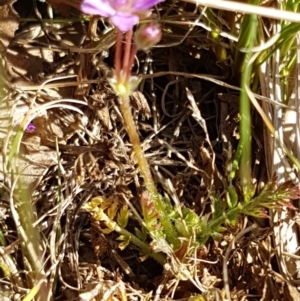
[118,237,130,250]
[117,205,129,228]
[101,227,113,234]
[107,200,118,220]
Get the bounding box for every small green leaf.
[175,219,190,238]
[104,220,116,231]
[107,200,118,220]
[116,235,127,242]
[117,235,130,250]
[227,184,238,207]
[102,227,113,234]
[117,205,129,228]
[161,195,173,213]
[183,207,200,225]
[92,208,106,222]
[211,194,225,220]
[135,226,147,241]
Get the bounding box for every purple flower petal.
[110,13,139,31]
[81,0,116,17]
[80,0,165,31]
[112,0,131,8]
[26,123,36,132]
[132,0,163,10]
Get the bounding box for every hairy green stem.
[208,205,242,232]
[239,13,257,200]
[119,95,158,198]
[119,95,177,245]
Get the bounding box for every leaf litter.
[0,0,298,300]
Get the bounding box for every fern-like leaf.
[117,205,129,228]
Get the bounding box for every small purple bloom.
[81,0,164,31]
[26,123,36,132]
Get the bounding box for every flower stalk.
[119,94,158,197]
[81,0,166,218]
[113,28,159,200]
[112,27,179,247]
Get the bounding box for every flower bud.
[134,23,162,50]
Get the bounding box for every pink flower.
[81,0,164,31]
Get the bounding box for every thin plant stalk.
[118,93,180,248]
[113,29,179,247]
[239,14,257,200]
[119,95,157,205]
[123,30,134,81]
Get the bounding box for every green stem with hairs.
[119,95,179,248]
[119,95,158,199]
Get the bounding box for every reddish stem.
[127,45,137,81]
[115,29,123,82]
[122,29,133,82]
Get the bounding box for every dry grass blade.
[258,12,300,288]
[186,0,300,23]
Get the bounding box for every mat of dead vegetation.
[0,0,299,300]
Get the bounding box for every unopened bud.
[134,23,162,50]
